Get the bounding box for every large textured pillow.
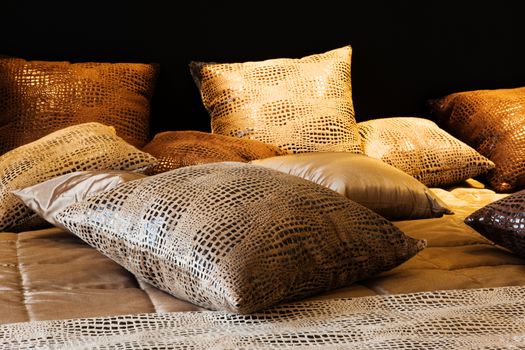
[465,190,525,258]
[358,117,494,187]
[251,152,451,220]
[0,122,157,232]
[189,46,361,154]
[0,57,158,153]
[142,130,286,174]
[429,86,525,192]
[12,170,146,228]
[55,162,425,314]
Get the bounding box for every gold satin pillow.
[189,46,361,154]
[358,117,494,187]
[429,87,525,192]
[251,153,451,220]
[0,122,157,232]
[142,130,286,174]
[0,57,158,154]
[55,162,425,314]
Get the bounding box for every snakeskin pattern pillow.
[0,122,157,232]
[189,46,361,154]
[0,57,158,154]
[142,130,286,174]
[358,117,494,187]
[55,162,425,314]
[251,152,451,220]
[465,190,525,258]
[429,87,525,192]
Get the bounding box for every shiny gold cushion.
[358,117,494,187]
[0,57,158,154]
[189,46,361,154]
[0,122,157,232]
[429,87,525,192]
[251,152,451,220]
[55,162,425,314]
[142,130,286,174]
[12,170,146,228]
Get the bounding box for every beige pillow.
[12,170,146,228]
[251,152,451,220]
[55,162,425,314]
[358,117,495,187]
[189,46,361,154]
[0,122,157,232]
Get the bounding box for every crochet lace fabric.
[1,286,524,349]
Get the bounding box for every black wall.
[2,1,525,137]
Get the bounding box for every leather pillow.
[465,190,525,258]
[251,152,451,220]
[0,122,157,232]
[0,57,158,154]
[189,46,361,154]
[55,162,425,314]
[429,86,525,192]
[142,130,286,174]
[358,117,494,187]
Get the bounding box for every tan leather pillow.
[0,57,158,154]
[142,130,286,174]
[56,162,425,314]
[251,152,451,220]
[189,46,361,154]
[429,87,525,192]
[358,117,494,187]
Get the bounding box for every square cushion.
[0,57,158,153]
[0,122,157,232]
[189,46,361,154]
[429,86,525,192]
[358,117,494,187]
[55,162,425,314]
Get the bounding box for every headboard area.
[2,1,524,137]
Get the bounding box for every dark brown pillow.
[465,190,525,258]
[0,57,158,154]
[429,86,525,192]
[142,130,287,174]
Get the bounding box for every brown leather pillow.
[0,57,158,154]
[465,190,525,258]
[142,130,287,174]
[429,87,525,192]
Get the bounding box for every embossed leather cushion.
[465,190,525,258]
[0,57,158,154]
[189,46,361,154]
[0,122,157,232]
[251,152,451,220]
[12,170,146,228]
[358,117,494,187]
[55,162,425,314]
[142,130,286,174]
[429,87,525,192]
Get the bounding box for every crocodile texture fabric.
[190,46,361,154]
[0,122,157,232]
[142,130,286,174]
[56,162,425,314]
[466,189,525,258]
[0,57,158,154]
[429,86,525,192]
[358,117,494,187]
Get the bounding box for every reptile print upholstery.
[190,46,361,154]
[429,86,525,192]
[56,162,425,314]
[142,130,286,174]
[0,57,158,153]
[358,117,494,187]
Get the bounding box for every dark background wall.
[2,1,524,137]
